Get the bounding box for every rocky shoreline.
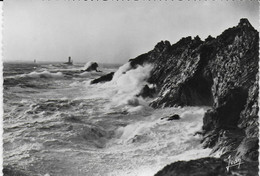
[154,157,258,176]
[94,18,259,175]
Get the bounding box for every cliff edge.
[129,18,258,163]
[92,18,259,175]
[132,19,259,175]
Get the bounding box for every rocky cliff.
[129,18,259,165]
[93,18,259,175]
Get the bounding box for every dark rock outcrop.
[108,18,258,175]
[167,114,180,121]
[90,72,114,84]
[154,157,258,176]
[125,18,258,161]
[161,114,181,121]
[138,84,156,98]
[127,18,258,109]
[88,19,258,175]
[84,62,99,72]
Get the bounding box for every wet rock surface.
[167,114,180,121]
[137,84,156,98]
[161,114,180,121]
[90,72,114,84]
[84,62,99,72]
[154,157,259,176]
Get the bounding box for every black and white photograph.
[2,0,259,175]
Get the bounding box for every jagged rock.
[90,72,114,84]
[235,137,259,162]
[238,18,253,28]
[161,114,180,121]
[238,75,259,138]
[154,40,171,52]
[138,84,156,98]
[167,114,180,121]
[84,62,99,72]
[155,157,228,176]
[194,35,202,43]
[115,18,258,172]
[154,157,258,176]
[205,35,215,42]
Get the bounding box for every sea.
[3,61,212,176]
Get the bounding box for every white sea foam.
[109,63,153,108]
[79,71,104,78]
[107,107,212,176]
[21,70,64,78]
[83,61,97,71]
[79,72,92,77]
[82,63,154,112]
[111,62,132,82]
[113,64,153,92]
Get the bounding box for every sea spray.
[84,63,154,112]
[109,63,154,108]
[111,62,132,82]
[107,107,212,176]
[22,70,64,79]
[112,64,153,92]
[79,71,103,78]
[82,61,99,71]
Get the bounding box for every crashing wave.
[20,70,64,79]
[108,63,153,108]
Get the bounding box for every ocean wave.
[107,107,211,176]
[82,61,97,70]
[22,70,64,78]
[81,63,154,116]
[4,63,214,176]
[25,99,88,115]
[105,63,154,108]
[78,71,104,78]
[3,70,65,88]
[5,70,64,80]
[4,77,49,89]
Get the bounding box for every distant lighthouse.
[64,56,73,65]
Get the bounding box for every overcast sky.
[3,0,259,64]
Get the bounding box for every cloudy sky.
[3,0,259,64]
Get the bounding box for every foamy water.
[3,62,211,176]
